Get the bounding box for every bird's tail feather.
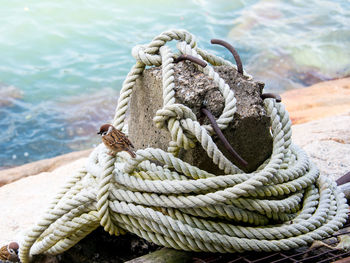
[126,149,136,158]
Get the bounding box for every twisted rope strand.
[19,29,348,263]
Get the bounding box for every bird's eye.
[102,132,107,136]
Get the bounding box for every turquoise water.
[1,0,349,168]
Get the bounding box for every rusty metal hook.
[174,52,247,167]
[174,54,207,68]
[201,108,248,168]
[211,39,243,75]
[336,171,350,186]
[261,93,282,103]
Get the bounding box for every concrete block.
[128,61,272,173]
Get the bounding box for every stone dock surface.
[0,77,349,246]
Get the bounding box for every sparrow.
[0,242,19,262]
[97,124,136,158]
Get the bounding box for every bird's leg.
[107,151,116,157]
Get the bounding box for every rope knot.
[132,44,162,66]
[153,104,196,128]
[153,104,197,149]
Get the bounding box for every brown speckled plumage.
[0,242,19,262]
[98,124,136,158]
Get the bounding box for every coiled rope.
[19,29,348,263]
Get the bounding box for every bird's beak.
[97,131,101,135]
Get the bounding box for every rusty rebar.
[336,171,350,186]
[261,93,282,103]
[211,39,243,75]
[174,55,246,166]
[201,108,248,167]
[174,54,207,68]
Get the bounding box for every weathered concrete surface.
[0,149,92,186]
[129,61,272,173]
[292,111,350,181]
[0,158,87,245]
[283,78,350,124]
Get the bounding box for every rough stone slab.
[0,149,92,186]
[283,77,350,124]
[129,62,272,173]
[292,111,350,180]
[0,158,87,245]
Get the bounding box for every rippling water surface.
[1,0,349,168]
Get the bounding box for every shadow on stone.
[32,228,160,263]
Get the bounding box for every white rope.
[19,29,348,263]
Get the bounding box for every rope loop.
[131,29,196,66]
[154,104,197,129]
[19,29,348,263]
[96,152,124,236]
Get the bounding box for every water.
[0,0,349,168]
